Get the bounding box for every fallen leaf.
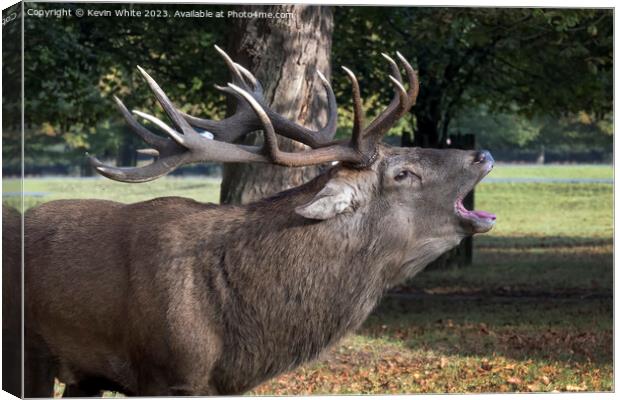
[527,384,540,392]
[566,383,587,391]
[53,378,66,399]
[507,377,522,385]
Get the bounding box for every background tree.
[332,7,612,149]
[220,5,334,204]
[2,3,23,174]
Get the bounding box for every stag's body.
[25,156,461,395]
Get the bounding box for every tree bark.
[220,5,334,205]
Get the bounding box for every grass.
[476,182,612,238]
[489,164,612,180]
[5,176,220,210]
[5,163,613,395]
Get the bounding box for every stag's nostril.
[473,150,493,165]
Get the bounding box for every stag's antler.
[88,46,418,182]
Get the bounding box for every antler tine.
[363,52,419,142]
[396,51,419,104]
[225,83,280,158]
[341,66,364,150]
[137,148,160,157]
[234,62,263,94]
[214,45,249,90]
[132,110,188,147]
[316,69,338,135]
[136,66,199,140]
[381,53,404,85]
[88,152,190,183]
[388,76,408,107]
[113,95,169,149]
[362,52,404,131]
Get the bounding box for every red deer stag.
[23,46,496,396]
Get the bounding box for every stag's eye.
[394,170,420,182]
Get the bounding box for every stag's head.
[297,145,495,238]
[89,46,495,247]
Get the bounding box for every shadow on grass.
[367,233,612,367]
[402,235,613,295]
[475,235,612,249]
[366,295,611,365]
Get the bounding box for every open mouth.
[455,159,496,234]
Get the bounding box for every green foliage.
[2,4,24,168]
[450,105,541,149]
[534,112,613,152]
[333,8,613,147]
[451,106,612,153]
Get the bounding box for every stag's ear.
[295,180,355,220]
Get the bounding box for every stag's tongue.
[456,200,496,221]
[471,210,496,220]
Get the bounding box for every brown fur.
[22,145,494,396]
[3,206,22,397]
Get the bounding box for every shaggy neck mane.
[210,170,393,393]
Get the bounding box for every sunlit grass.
[489,164,612,180]
[4,176,221,210]
[477,182,612,238]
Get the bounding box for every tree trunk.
[220,5,334,205]
[412,88,443,148]
[413,113,441,148]
[117,128,137,168]
[424,133,477,271]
